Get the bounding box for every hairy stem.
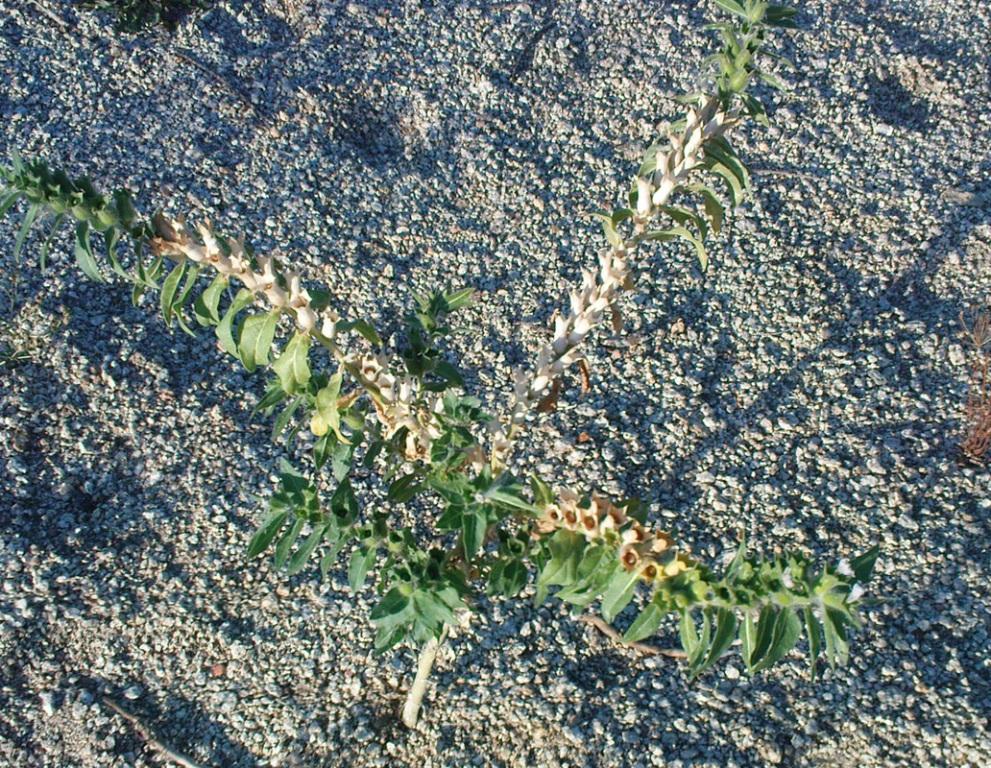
[401,629,447,728]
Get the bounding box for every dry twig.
[100,696,207,768]
[578,614,686,659]
[171,49,257,113]
[29,0,69,28]
[959,309,991,465]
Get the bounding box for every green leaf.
[461,508,486,560]
[444,287,475,311]
[725,537,748,580]
[112,189,137,229]
[238,311,280,372]
[434,360,465,388]
[348,547,376,592]
[245,510,288,559]
[311,372,347,441]
[764,4,799,27]
[680,610,701,658]
[313,433,334,470]
[600,567,642,623]
[330,441,355,483]
[319,534,346,581]
[739,610,757,671]
[529,474,554,508]
[216,288,255,357]
[271,396,301,442]
[535,529,582,605]
[642,226,708,271]
[174,262,202,310]
[331,478,359,523]
[687,183,725,235]
[746,605,777,671]
[73,221,105,283]
[372,625,406,654]
[287,523,328,576]
[758,69,789,91]
[850,545,879,583]
[339,318,382,346]
[741,93,770,127]
[752,608,802,672]
[388,473,422,503]
[159,260,187,328]
[712,0,748,19]
[103,228,129,280]
[413,590,458,631]
[370,587,412,625]
[591,211,624,248]
[273,516,304,570]
[436,504,464,531]
[194,274,228,327]
[687,610,713,673]
[13,203,40,265]
[486,487,538,513]
[804,606,822,681]
[0,189,22,221]
[271,332,312,394]
[623,601,664,643]
[487,559,527,598]
[707,139,751,194]
[822,607,851,668]
[34,212,65,273]
[658,205,706,237]
[554,545,617,608]
[705,160,745,206]
[704,608,738,669]
[255,380,287,415]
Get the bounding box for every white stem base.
[401,634,444,728]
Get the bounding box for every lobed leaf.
[245,510,288,559]
[73,221,105,283]
[623,601,664,643]
[600,567,642,623]
[238,311,279,372]
[271,332,312,394]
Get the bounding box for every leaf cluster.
[706,0,798,122]
[80,0,212,32]
[536,525,880,681]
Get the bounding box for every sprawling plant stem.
[0,0,879,726]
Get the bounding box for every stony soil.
[0,1,989,766]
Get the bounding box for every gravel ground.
[1,0,989,766]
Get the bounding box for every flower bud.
[320,315,338,340]
[265,285,288,308]
[635,176,654,217]
[295,306,317,332]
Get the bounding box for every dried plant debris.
[959,309,991,465]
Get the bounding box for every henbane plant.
[0,0,878,728]
[80,0,213,32]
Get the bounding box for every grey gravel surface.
[1,0,990,766]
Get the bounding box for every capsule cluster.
[634,97,738,223]
[348,352,444,462]
[537,490,691,582]
[500,99,738,465]
[149,214,339,340]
